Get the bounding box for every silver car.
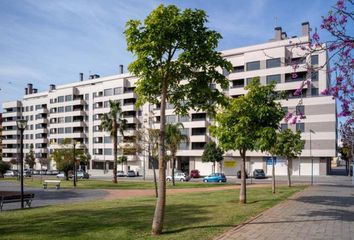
[166,172,190,182]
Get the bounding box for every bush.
[0,160,11,178]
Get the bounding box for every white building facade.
[1,22,337,176]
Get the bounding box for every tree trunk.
[213,161,215,173]
[172,156,176,186]
[152,158,158,198]
[239,150,247,204]
[113,123,118,184]
[272,156,275,194]
[287,159,292,187]
[152,80,168,235]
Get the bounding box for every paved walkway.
[216,175,354,240]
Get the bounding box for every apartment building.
[1,22,337,176]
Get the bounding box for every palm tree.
[165,123,188,186]
[100,100,127,183]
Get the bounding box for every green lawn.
[0,177,231,189]
[0,186,306,240]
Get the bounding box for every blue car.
[203,173,227,183]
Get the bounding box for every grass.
[0,185,306,240]
[0,177,231,189]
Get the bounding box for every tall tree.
[165,123,188,186]
[100,100,127,183]
[202,141,224,173]
[125,4,231,235]
[25,144,36,169]
[210,79,285,204]
[274,129,305,187]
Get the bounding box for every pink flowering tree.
[285,0,353,138]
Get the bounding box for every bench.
[43,180,61,189]
[0,193,35,211]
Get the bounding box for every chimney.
[281,32,287,39]
[119,65,123,74]
[89,75,94,79]
[25,88,28,95]
[27,83,33,94]
[33,88,38,93]
[302,22,310,36]
[49,84,56,90]
[80,73,84,81]
[274,27,282,40]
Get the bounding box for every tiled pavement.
[216,175,354,240]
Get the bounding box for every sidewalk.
[215,176,354,240]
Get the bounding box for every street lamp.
[310,129,315,186]
[72,140,80,187]
[16,119,27,209]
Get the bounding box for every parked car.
[203,173,227,183]
[24,169,32,177]
[190,169,200,178]
[166,172,191,182]
[56,172,65,178]
[76,170,89,179]
[4,170,19,177]
[253,169,266,179]
[117,170,126,177]
[237,170,249,179]
[127,170,136,177]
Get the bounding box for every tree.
[339,144,353,175]
[0,160,10,178]
[125,4,232,235]
[100,100,127,184]
[25,144,36,169]
[210,79,285,204]
[274,129,305,187]
[117,155,127,171]
[165,123,188,186]
[202,141,224,173]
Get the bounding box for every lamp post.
[16,119,27,209]
[310,129,315,186]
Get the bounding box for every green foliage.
[118,155,128,164]
[125,4,232,115]
[165,123,188,156]
[25,144,36,169]
[338,144,352,162]
[210,78,286,154]
[274,129,304,160]
[100,100,127,137]
[0,160,10,177]
[51,139,87,179]
[202,141,224,164]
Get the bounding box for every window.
[104,148,112,155]
[166,102,174,109]
[114,87,123,95]
[246,61,260,71]
[180,128,189,137]
[311,55,318,65]
[166,115,176,123]
[104,88,113,96]
[266,58,281,68]
[266,74,281,84]
[58,128,64,134]
[231,79,244,88]
[192,142,206,150]
[296,123,305,132]
[311,71,318,81]
[311,88,319,96]
[92,161,104,170]
[192,128,206,135]
[58,107,64,113]
[65,127,72,133]
[104,101,109,108]
[65,106,72,112]
[191,113,206,121]
[232,66,244,73]
[282,107,288,115]
[179,115,190,122]
[246,78,254,85]
[85,94,89,100]
[179,142,189,150]
[57,96,64,103]
[65,116,72,122]
[35,105,42,110]
[65,95,72,101]
[280,124,288,131]
[296,105,305,115]
[104,136,112,143]
[58,117,64,123]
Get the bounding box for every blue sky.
[0,0,337,109]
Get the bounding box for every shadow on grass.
[0,202,213,239]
